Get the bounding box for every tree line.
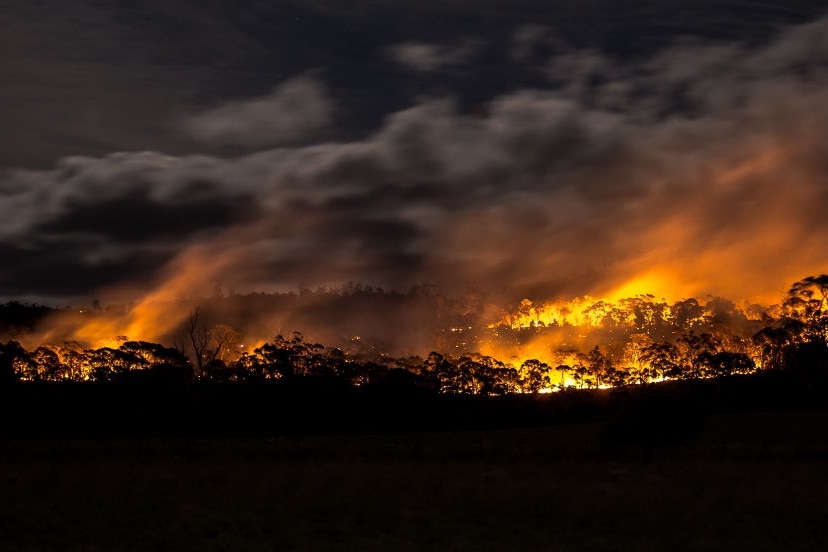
[1,275,827,393]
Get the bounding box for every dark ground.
[1,405,827,551]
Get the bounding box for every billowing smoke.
[3,15,828,352]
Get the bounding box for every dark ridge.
[1,368,826,440]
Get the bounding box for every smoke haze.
[2,3,828,356]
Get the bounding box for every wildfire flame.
[478,271,777,389]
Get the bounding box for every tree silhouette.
[784,275,828,342]
[30,347,61,381]
[573,346,612,388]
[640,342,681,381]
[752,323,799,370]
[0,341,27,384]
[252,333,324,380]
[677,332,720,379]
[187,307,214,378]
[669,298,708,332]
[706,351,754,377]
[519,359,550,392]
[422,351,453,391]
[554,364,571,389]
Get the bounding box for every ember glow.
[4,272,825,394]
[480,292,763,389]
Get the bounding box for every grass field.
[1,408,827,551]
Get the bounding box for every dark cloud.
[387,41,479,72]
[510,25,567,63]
[4,0,824,168]
[37,189,258,243]
[2,6,828,304]
[185,75,334,148]
[0,240,171,298]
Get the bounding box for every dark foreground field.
[2,406,827,551]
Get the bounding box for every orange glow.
[11,139,828,392]
[601,269,690,304]
[29,245,244,350]
[480,278,770,388]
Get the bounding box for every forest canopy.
[1,275,827,394]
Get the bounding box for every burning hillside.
[2,14,828,394]
[1,275,826,394]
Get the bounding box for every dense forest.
[1,275,827,394]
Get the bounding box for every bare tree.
[187,306,226,378]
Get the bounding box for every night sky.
[2,0,828,304]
